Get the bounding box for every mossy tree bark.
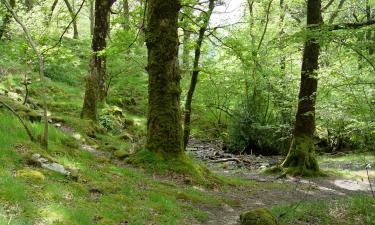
[145,0,184,156]
[24,0,33,11]
[282,0,322,175]
[182,29,191,72]
[183,0,215,149]
[123,0,130,31]
[366,0,374,55]
[81,0,115,120]
[0,0,15,40]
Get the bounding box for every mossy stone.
[17,168,45,182]
[114,149,130,159]
[240,208,277,225]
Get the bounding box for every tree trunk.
[123,0,130,30]
[282,0,322,175]
[279,0,286,70]
[182,29,191,72]
[2,0,49,149]
[24,0,33,11]
[0,0,15,40]
[47,0,59,25]
[366,0,374,55]
[183,0,215,149]
[88,0,94,35]
[145,0,183,155]
[63,0,79,39]
[81,0,114,120]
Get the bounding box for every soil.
[186,138,375,225]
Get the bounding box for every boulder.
[240,208,277,225]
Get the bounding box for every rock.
[114,149,130,159]
[72,133,82,140]
[17,168,45,182]
[240,208,277,225]
[7,91,23,102]
[31,153,71,176]
[42,163,70,176]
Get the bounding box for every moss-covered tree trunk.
[182,29,191,72]
[123,0,130,30]
[81,0,114,120]
[183,0,215,149]
[0,0,15,40]
[282,0,322,175]
[145,0,183,155]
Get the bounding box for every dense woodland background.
[0,0,375,224]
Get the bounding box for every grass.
[272,194,375,225]
[0,108,248,224]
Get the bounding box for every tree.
[145,0,184,155]
[183,0,215,149]
[123,0,130,31]
[0,0,15,40]
[1,0,49,149]
[63,0,79,39]
[81,0,115,120]
[281,0,322,174]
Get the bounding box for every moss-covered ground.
[1,37,375,225]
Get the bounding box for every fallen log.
[211,158,241,163]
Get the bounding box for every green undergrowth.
[0,108,259,224]
[263,165,327,177]
[127,149,225,187]
[272,194,375,225]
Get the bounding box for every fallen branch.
[211,158,241,163]
[0,100,35,142]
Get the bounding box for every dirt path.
[187,139,374,225]
[54,125,373,225]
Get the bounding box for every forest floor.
[185,139,375,225]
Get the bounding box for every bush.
[227,100,292,156]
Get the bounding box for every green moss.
[114,149,130,159]
[240,208,277,225]
[128,149,222,186]
[282,135,321,176]
[17,168,45,182]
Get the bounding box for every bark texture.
[282,0,322,174]
[183,0,215,149]
[81,0,114,120]
[0,0,15,40]
[145,0,183,155]
[123,0,130,30]
[182,29,191,72]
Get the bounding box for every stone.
[42,163,70,176]
[240,208,277,225]
[31,153,71,176]
[72,133,82,140]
